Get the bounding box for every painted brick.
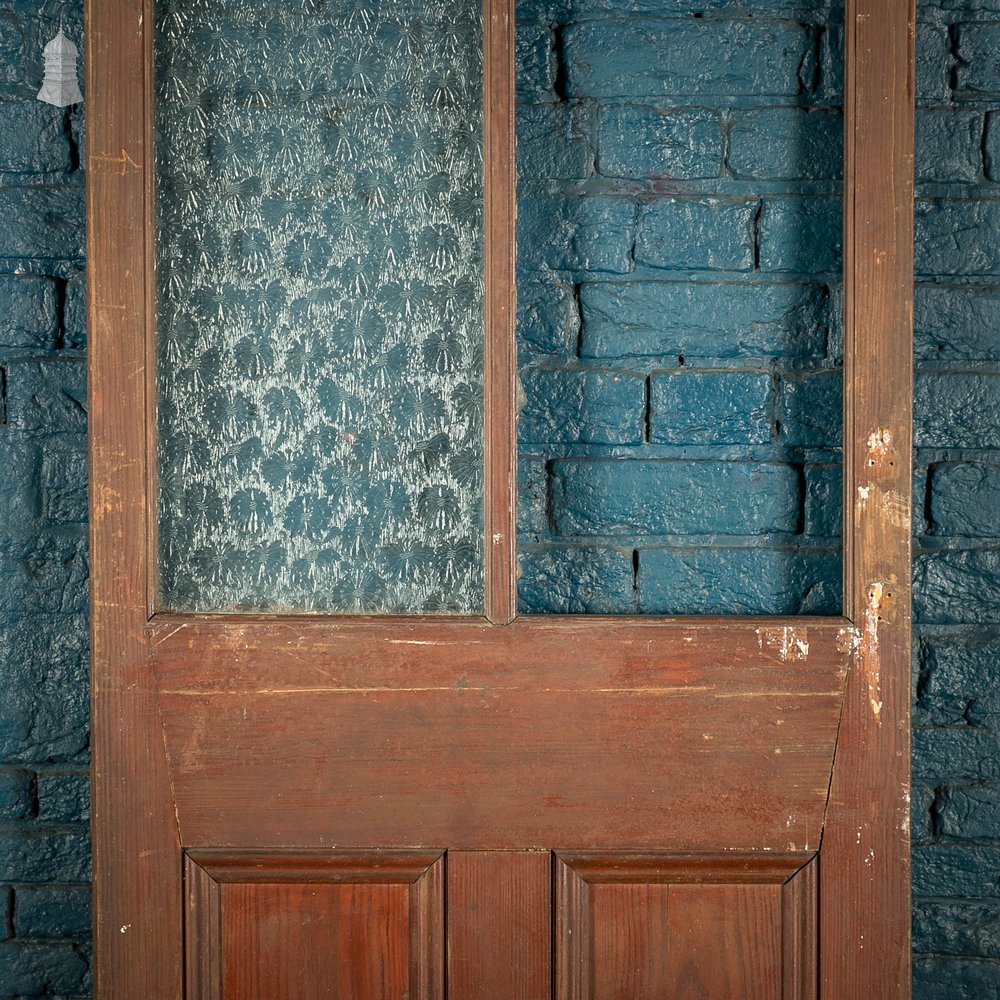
[518,195,635,273]
[757,197,842,274]
[649,370,773,445]
[916,285,1000,362]
[579,281,828,360]
[635,197,755,272]
[36,772,89,823]
[914,900,1000,957]
[728,108,842,181]
[638,546,840,615]
[15,887,91,939]
[63,270,86,350]
[517,455,548,541]
[518,368,645,444]
[41,448,88,525]
[0,101,70,174]
[0,613,89,762]
[0,185,84,259]
[518,279,579,356]
[916,374,1000,448]
[0,11,26,90]
[0,532,89,616]
[0,941,88,995]
[931,464,1000,536]
[597,105,721,180]
[517,546,635,613]
[912,784,937,841]
[914,551,1000,625]
[916,201,1000,277]
[0,829,90,883]
[920,637,1000,725]
[913,958,1000,1000]
[914,845,1000,898]
[3,359,87,436]
[778,369,843,448]
[0,275,56,350]
[939,786,1000,840]
[517,103,591,181]
[516,22,555,101]
[804,464,842,537]
[955,21,1000,95]
[986,112,1000,182]
[549,460,799,536]
[526,0,839,16]
[0,769,32,821]
[564,19,813,99]
[917,110,983,185]
[917,22,952,103]
[913,727,1000,783]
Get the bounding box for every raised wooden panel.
[185,851,443,1000]
[556,854,817,1000]
[447,852,552,1000]
[152,619,849,851]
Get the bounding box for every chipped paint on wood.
[864,581,884,721]
[756,625,810,661]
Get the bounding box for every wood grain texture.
[483,0,517,624]
[824,0,914,996]
[186,852,443,1000]
[87,0,183,997]
[555,854,813,1000]
[447,852,552,1000]
[152,627,847,850]
[784,859,818,1000]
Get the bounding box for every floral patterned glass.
[154,0,485,613]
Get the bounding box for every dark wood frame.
[86,0,914,995]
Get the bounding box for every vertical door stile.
[822,0,915,997]
[483,0,518,624]
[87,0,184,995]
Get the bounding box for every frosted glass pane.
[154,0,485,613]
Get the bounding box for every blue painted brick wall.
[516,0,844,616]
[0,0,998,997]
[913,2,1000,993]
[0,1,90,998]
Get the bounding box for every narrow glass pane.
[516,2,844,615]
[155,0,485,613]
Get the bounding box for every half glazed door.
[87,0,914,997]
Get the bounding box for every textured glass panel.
[155,0,485,612]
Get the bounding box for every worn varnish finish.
[185,852,443,1000]
[87,0,913,995]
[447,852,552,1000]
[555,854,816,1000]
[87,0,183,996]
[823,0,914,997]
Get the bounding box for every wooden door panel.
[152,622,849,850]
[556,854,817,1000]
[447,852,552,1000]
[185,852,444,1000]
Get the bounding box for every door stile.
[822,0,915,997]
[87,0,183,999]
[483,0,518,625]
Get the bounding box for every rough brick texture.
[516,0,844,617]
[0,2,90,997]
[911,4,1000,993]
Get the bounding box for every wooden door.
[86,0,914,996]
